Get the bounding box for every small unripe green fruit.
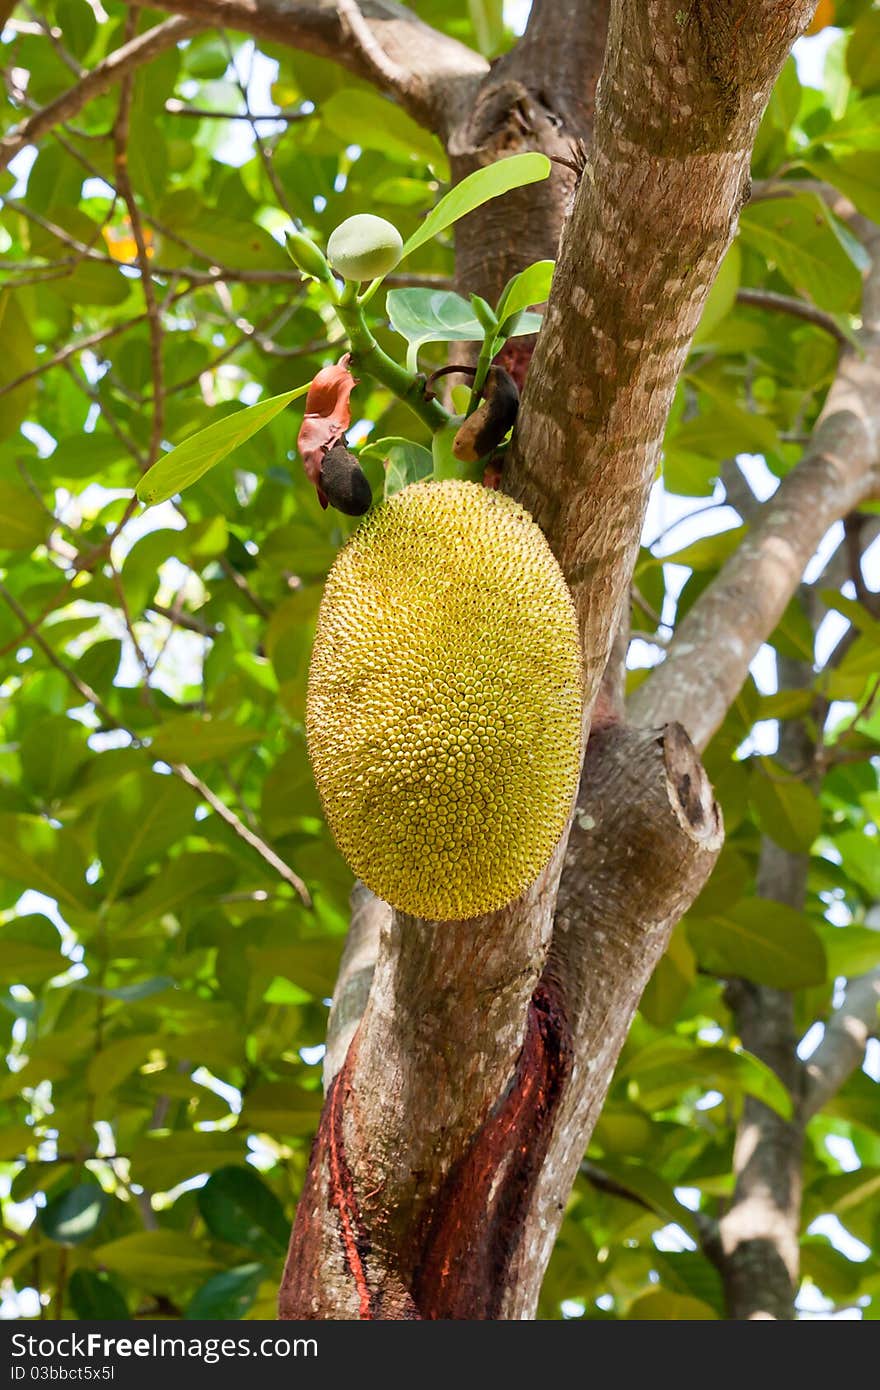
[327,214,403,282]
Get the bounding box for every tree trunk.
[278,0,820,1320]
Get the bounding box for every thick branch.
[323,881,385,1090]
[448,1,610,307]
[134,0,487,134]
[281,838,566,1318]
[498,723,723,1317]
[715,674,813,1321]
[284,0,817,1322]
[0,16,201,171]
[509,0,817,727]
[802,969,880,1121]
[630,223,880,749]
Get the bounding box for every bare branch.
[510,0,819,737]
[164,98,310,122]
[736,287,851,345]
[0,15,202,171]
[802,969,880,1121]
[336,0,410,94]
[323,882,387,1090]
[630,224,880,750]
[126,0,487,135]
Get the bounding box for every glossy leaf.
[197,1166,289,1255]
[39,1184,108,1245]
[136,385,311,506]
[185,1263,266,1320]
[687,900,827,990]
[398,153,551,262]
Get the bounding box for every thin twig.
[113,8,165,468]
[220,33,295,218]
[0,579,311,905]
[170,761,311,905]
[164,99,312,122]
[21,1,83,77]
[0,15,202,171]
[148,602,220,639]
[735,288,850,345]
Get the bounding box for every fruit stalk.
[334,284,449,434]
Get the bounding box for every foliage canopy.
[1,0,879,1321]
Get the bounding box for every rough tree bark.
[715,657,814,1322]
[126,0,876,1319]
[276,0,817,1319]
[10,0,880,1321]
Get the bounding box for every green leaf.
[84,976,174,1002]
[263,976,312,1004]
[360,437,433,499]
[185,1263,266,1320]
[847,9,880,93]
[238,1080,323,1137]
[68,1270,129,1321]
[834,830,880,898]
[816,923,880,978]
[751,760,822,852]
[197,1166,289,1255]
[123,852,236,933]
[804,147,880,224]
[820,96,880,150]
[619,1037,793,1118]
[321,89,446,170]
[627,1289,717,1320]
[96,771,195,900]
[0,293,36,442]
[692,243,741,345]
[0,914,65,986]
[151,715,262,765]
[0,813,91,911]
[431,421,464,482]
[130,1132,248,1191]
[739,193,865,313]
[495,259,555,328]
[136,385,311,506]
[386,288,485,371]
[687,900,827,989]
[468,0,505,57]
[39,1183,108,1245]
[56,0,98,59]
[639,923,696,1027]
[86,1034,158,1096]
[246,941,341,998]
[95,1231,219,1284]
[589,1157,701,1241]
[399,154,551,263]
[0,481,47,552]
[20,715,87,799]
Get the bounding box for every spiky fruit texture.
[306,480,583,921]
[326,214,403,282]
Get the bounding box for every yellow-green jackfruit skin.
[306,479,583,921]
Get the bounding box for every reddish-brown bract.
[297,355,358,508]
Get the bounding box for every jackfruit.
[306,479,583,920]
